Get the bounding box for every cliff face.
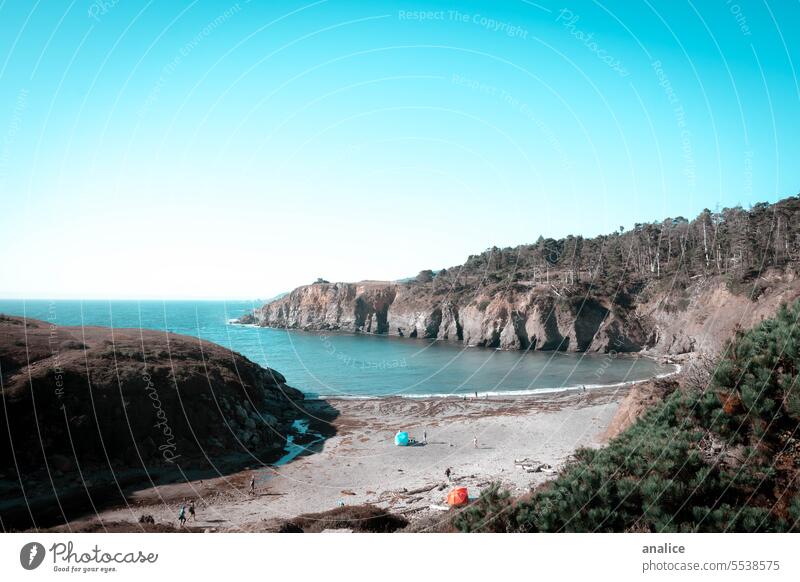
[245,269,800,356]
[245,281,647,353]
[642,269,800,355]
[243,196,800,356]
[0,315,304,474]
[256,282,397,334]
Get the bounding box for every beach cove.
[0,300,675,399]
[0,300,679,531]
[54,384,654,532]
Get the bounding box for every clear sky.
[0,0,798,299]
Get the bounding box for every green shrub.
[454,301,800,533]
[453,483,514,532]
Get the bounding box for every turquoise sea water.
[0,300,674,398]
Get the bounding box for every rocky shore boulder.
[0,315,304,474]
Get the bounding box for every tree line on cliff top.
[417,195,800,302]
[453,299,800,532]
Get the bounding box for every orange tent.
[446,487,469,507]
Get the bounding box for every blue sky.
[0,0,798,299]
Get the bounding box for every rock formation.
[243,269,800,357]
[0,315,304,474]
[244,196,800,356]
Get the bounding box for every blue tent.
[394,431,410,446]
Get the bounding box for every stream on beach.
[0,299,675,398]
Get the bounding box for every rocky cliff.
[243,196,800,356]
[0,315,305,475]
[242,269,800,357]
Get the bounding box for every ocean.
[0,299,674,398]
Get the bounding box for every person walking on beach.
[178,504,186,526]
[188,500,196,521]
[473,435,478,449]
[249,474,256,496]
[445,467,452,481]
[423,430,427,445]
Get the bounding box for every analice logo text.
[19,542,46,570]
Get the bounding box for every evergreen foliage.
[454,301,800,532]
[422,196,800,303]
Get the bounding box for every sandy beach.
[55,385,632,532]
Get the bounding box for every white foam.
[319,361,681,400]
[227,319,258,327]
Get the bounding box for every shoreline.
[45,380,662,533]
[8,367,686,533]
[229,320,682,400]
[309,362,681,400]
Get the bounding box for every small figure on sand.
[474,391,478,399]
[445,467,452,481]
[423,430,427,445]
[188,500,196,521]
[249,474,256,496]
[473,435,478,448]
[178,504,186,526]
[582,385,586,392]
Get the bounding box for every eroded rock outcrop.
[244,268,800,356]
[243,196,800,356]
[258,281,396,334]
[247,281,638,353]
